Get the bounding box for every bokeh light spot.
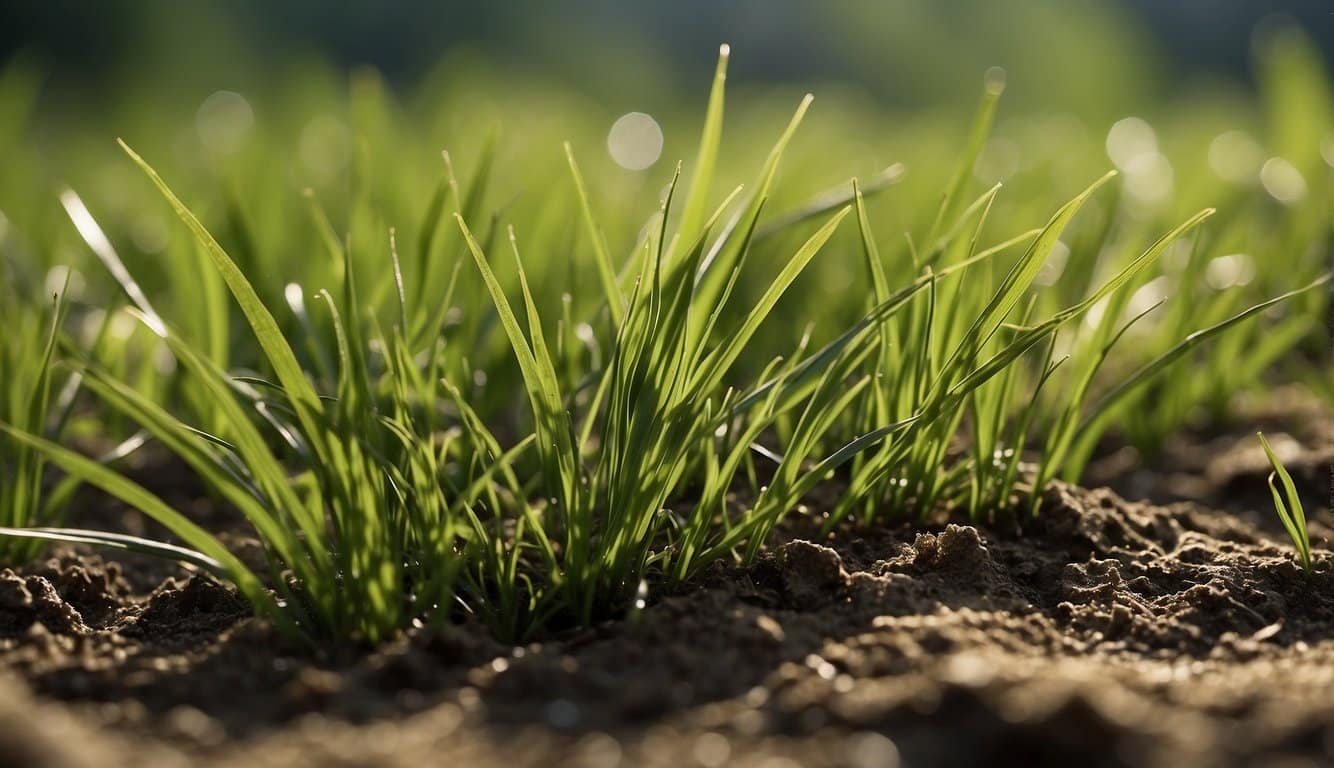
[300,116,353,182]
[1259,157,1307,204]
[1205,254,1255,290]
[1105,116,1157,170]
[196,90,254,154]
[1208,130,1264,184]
[607,112,663,171]
[1123,151,1173,206]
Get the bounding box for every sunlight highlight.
[607,112,663,171]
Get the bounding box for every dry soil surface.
[1,477,1332,768]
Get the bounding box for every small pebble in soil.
[545,698,581,729]
[692,732,731,767]
[165,705,224,747]
[574,731,621,768]
[843,731,901,768]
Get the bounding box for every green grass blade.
[674,44,730,262]
[1077,274,1332,447]
[118,140,329,461]
[565,142,623,323]
[693,205,850,391]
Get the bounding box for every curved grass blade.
[118,140,329,464]
[1258,432,1312,571]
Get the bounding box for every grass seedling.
[1257,432,1313,572]
[0,277,75,564]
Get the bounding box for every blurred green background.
[2,1,1334,126]
[4,0,1333,117]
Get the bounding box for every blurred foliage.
[0,4,1329,456]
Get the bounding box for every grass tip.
[984,66,1007,94]
[126,307,168,339]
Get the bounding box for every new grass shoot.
[1258,432,1313,573]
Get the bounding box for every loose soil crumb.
[0,480,1331,767]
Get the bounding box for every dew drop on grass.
[607,112,664,171]
[1323,135,1334,168]
[196,90,254,155]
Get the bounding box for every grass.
[1258,432,1313,573]
[0,39,1329,645]
[0,272,74,564]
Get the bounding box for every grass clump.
[0,44,1328,646]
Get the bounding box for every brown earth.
[0,429,1331,767]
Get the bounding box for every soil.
[1,423,1331,767]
